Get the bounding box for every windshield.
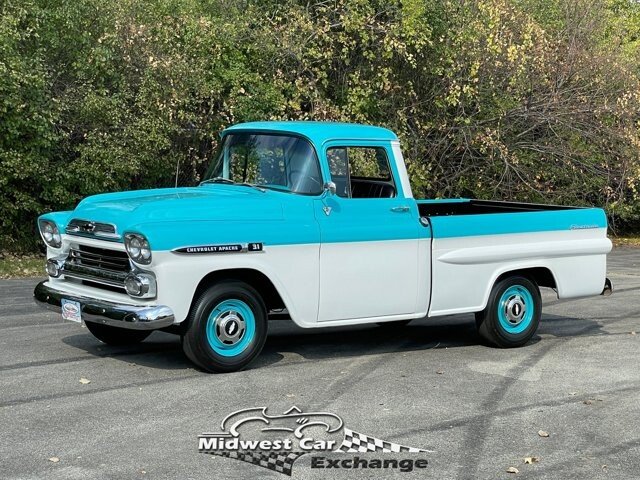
[203,133,324,195]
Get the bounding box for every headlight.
[124,233,152,265]
[124,273,156,298]
[39,220,62,248]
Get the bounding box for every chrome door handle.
[390,206,410,213]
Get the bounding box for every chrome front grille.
[69,245,130,272]
[64,245,131,291]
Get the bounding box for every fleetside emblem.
[570,224,600,230]
[173,243,264,254]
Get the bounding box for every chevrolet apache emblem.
[173,243,263,254]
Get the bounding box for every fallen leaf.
[538,430,549,438]
[79,378,91,385]
[506,466,519,474]
[48,457,60,463]
[524,456,539,464]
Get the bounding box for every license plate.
[61,299,82,323]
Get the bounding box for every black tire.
[182,281,267,373]
[376,320,412,328]
[476,276,541,348]
[84,321,152,345]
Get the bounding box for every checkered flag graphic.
[335,428,430,453]
[205,450,306,476]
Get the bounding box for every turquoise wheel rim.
[206,299,256,357]
[497,285,534,335]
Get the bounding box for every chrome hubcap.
[214,310,246,346]
[504,295,526,325]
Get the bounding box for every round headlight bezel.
[39,220,62,248]
[124,233,152,265]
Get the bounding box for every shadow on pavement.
[60,313,606,371]
[537,313,608,338]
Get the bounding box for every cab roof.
[223,121,398,146]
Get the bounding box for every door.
[315,143,425,322]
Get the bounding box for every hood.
[69,186,284,232]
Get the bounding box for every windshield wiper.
[200,177,265,192]
[237,182,266,193]
[199,177,235,186]
[256,184,290,192]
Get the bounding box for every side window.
[327,146,396,199]
[349,147,391,179]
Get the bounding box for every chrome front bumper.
[33,281,175,330]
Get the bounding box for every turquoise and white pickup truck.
[34,122,613,372]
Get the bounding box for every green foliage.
[1,0,640,251]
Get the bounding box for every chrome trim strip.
[63,261,129,280]
[33,281,174,330]
[63,271,126,289]
[66,231,121,242]
[69,248,130,264]
[93,231,121,239]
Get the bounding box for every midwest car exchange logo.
[198,406,430,476]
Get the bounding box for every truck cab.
[34,121,612,372]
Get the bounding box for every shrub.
[1,0,639,251]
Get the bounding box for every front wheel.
[476,276,541,348]
[182,281,267,373]
[85,321,152,345]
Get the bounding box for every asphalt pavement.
[1,248,639,479]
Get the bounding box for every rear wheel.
[182,281,267,373]
[85,322,152,345]
[476,276,541,348]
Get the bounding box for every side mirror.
[323,181,337,196]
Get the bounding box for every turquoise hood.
[41,185,320,251]
[72,186,284,226]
